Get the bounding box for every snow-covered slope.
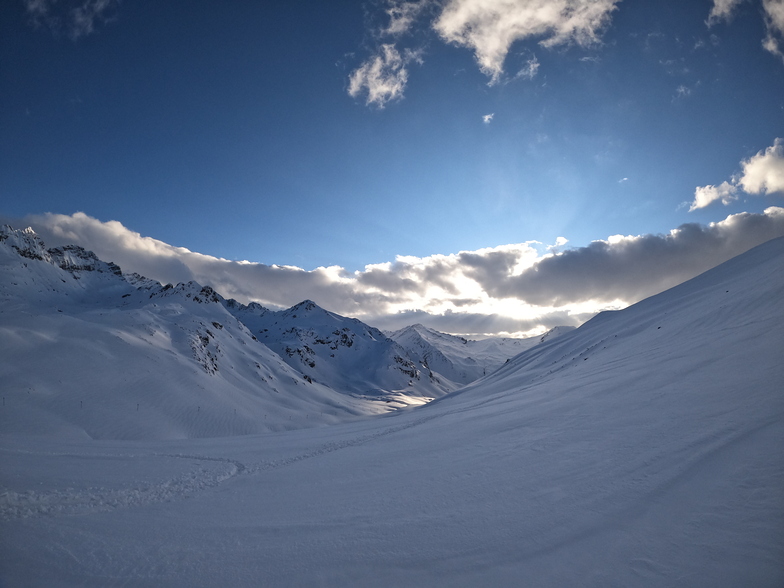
[0,226,384,439]
[224,299,452,404]
[1,234,782,587]
[388,323,575,384]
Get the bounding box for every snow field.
[1,230,783,586]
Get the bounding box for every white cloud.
[70,0,117,40]
[706,0,784,62]
[349,0,618,105]
[482,113,494,124]
[383,0,428,36]
[515,55,540,80]
[433,0,620,84]
[674,84,691,99]
[690,139,784,210]
[737,137,784,194]
[547,236,569,253]
[24,0,52,19]
[690,181,739,211]
[706,0,745,25]
[762,0,784,62]
[24,0,118,40]
[348,45,423,108]
[9,208,784,338]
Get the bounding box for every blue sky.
[2,0,784,336]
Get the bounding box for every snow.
[388,323,574,384]
[225,298,453,404]
[0,226,388,439]
[1,229,783,587]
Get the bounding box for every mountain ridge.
[0,224,557,438]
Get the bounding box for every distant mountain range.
[0,225,569,439]
[387,323,574,385]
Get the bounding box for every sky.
[1,0,784,337]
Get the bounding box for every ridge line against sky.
[2,0,784,335]
[6,207,784,338]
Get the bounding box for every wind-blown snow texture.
[1,228,783,587]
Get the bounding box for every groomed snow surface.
[2,234,783,586]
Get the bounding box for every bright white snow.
[1,230,783,587]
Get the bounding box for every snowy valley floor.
[2,238,784,587]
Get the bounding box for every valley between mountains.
[1,225,782,587]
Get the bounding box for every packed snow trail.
[0,410,443,522]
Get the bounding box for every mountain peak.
[0,224,51,263]
[286,299,322,315]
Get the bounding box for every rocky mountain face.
[223,299,453,405]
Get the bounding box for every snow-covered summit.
[0,224,587,439]
[0,225,389,438]
[224,298,448,403]
[388,322,574,384]
[0,225,52,262]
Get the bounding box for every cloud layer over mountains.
[8,207,784,337]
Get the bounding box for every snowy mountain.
[0,225,387,439]
[224,299,453,404]
[1,233,782,587]
[1,225,546,439]
[388,323,575,385]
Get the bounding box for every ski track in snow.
[0,412,442,521]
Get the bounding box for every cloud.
[762,0,784,61]
[674,84,692,99]
[737,137,784,194]
[7,208,784,337]
[70,0,117,40]
[483,207,784,306]
[432,0,620,84]
[24,0,118,40]
[690,181,739,211]
[706,0,784,62]
[348,44,423,108]
[349,0,618,105]
[690,138,784,210]
[706,0,745,25]
[514,55,540,80]
[383,0,429,36]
